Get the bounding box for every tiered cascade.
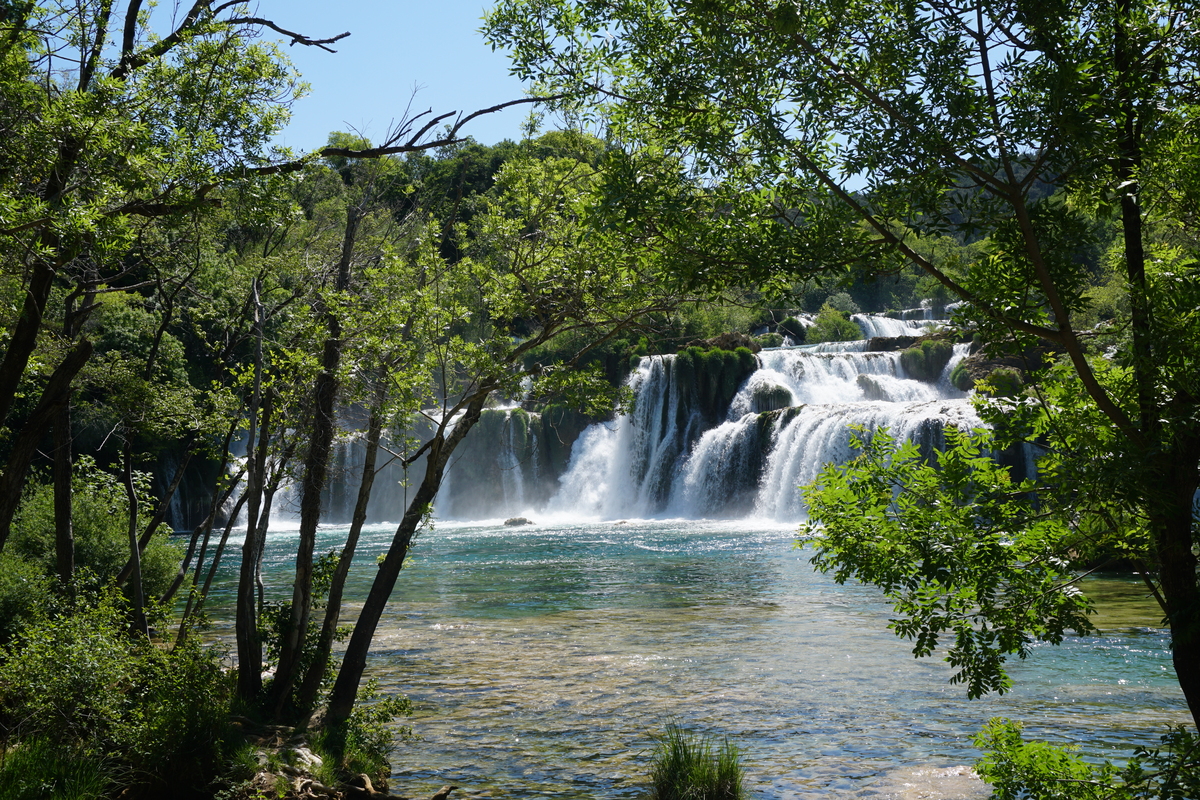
[431,314,983,522]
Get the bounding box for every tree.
[484,0,1200,730]
[322,151,681,730]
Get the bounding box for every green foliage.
[0,737,109,800]
[8,458,182,597]
[777,317,806,343]
[806,304,863,344]
[648,723,746,800]
[823,292,859,315]
[311,681,414,786]
[754,332,785,348]
[975,719,1200,800]
[0,553,51,645]
[800,427,1093,698]
[899,339,954,382]
[0,591,237,797]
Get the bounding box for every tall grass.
[649,723,746,800]
[0,739,109,800]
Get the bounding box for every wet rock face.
[867,335,919,352]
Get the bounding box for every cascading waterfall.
[548,334,975,521]
[306,314,981,524]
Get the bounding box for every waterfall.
[851,314,936,338]
[544,322,978,522]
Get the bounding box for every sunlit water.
[205,517,1187,799]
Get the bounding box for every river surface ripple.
[211,518,1187,799]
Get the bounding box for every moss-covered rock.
[856,374,889,401]
[978,367,1024,397]
[755,332,785,348]
[777,316,807,343]
[899,339,954,382]
[750,382,793,413]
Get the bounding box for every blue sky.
[270,2,532,154]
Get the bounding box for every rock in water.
[504,517,533,526]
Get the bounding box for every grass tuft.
[649,723,746,800]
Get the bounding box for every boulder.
[504,516,533,526]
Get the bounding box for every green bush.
[975,718,1200,799]
[8,458,182,597]
[0,591,238,798]
[311,681,414,788]
[806,304,863,344]
[824,291,860,315]
[649,723,745,800]
[0,553,51,645]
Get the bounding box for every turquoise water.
[210,518,1187,799]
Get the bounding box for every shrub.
[824,291,860,315]
[311,681,414,789]
[975,718,1200,799]
[0,553,51,645]
[0,591,237,798]
[8,458,182,597]
[649,723,745,800]
[806,304,862,344]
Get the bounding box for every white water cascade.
[549,334,977,521]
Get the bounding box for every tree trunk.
[0,339,92,551]
[272,206,360,718]
[296,390,386,714]
[236,281,268,702]
[122,436,150,637]
[0,260,57,429]
[1149,444,1200,731]
[326,393,487,729]
[53,400,73,584]
[114,446,193,586]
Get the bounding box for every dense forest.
[1,0,1199,798]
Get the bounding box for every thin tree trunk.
[115,445,194,586]
[237,280,268,702]
[162,424,240,605]
[177,488,249,645]
[0,339,92,551]
[326,393,487,728]
[272,206,360,718]
[123,436,149,637]
[53,401,74,583]
[296,391,386,714]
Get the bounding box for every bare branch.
[224,17,350,52]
